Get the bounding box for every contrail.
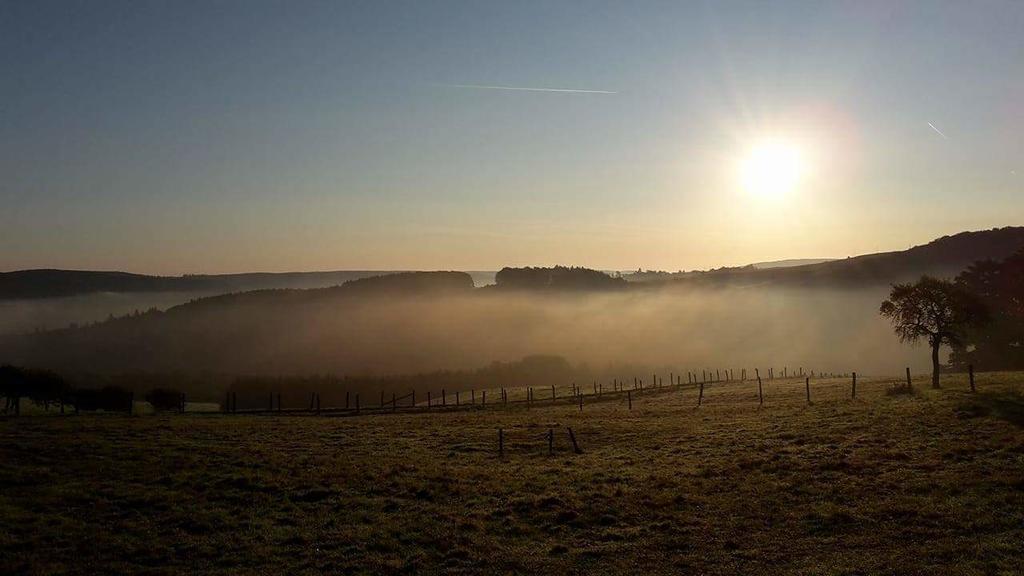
[927,121,949,139]
[439,83,617,94]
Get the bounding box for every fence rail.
[2,365,987,418]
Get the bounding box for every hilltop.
[643,227,1024,289]
[3,227,1022,300]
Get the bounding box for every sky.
[2,0,1022,274]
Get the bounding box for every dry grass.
[2,372,1024,575]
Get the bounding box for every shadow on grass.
[957,392,1024,428]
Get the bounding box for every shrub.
[24,369,69,407]
[886,383,914,396]
[70,386,133,412]
[146,388,183,412]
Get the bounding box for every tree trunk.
[931,341,941,389]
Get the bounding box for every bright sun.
[739,140,804,199]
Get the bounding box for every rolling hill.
[653,227,1024,289]
[2,227,1022,379]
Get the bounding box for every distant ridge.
[0,270,405,300]
[656,227,1024,289]
[2,227,1023,299]
[750,258,835,269]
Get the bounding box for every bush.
[146,388,183,412]
[886,383,914,396]
[0,365,28,412]
[24,369,69,407]
[70,386,133,412]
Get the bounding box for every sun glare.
[739,140,804,199]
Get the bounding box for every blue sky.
[2,1,1022,273]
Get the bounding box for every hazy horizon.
[0,226,959,277]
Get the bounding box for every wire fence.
[2,364,984,418]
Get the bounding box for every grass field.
[2,372,1024,575]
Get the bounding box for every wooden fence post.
[969,364,975,393]
[627,390,632,410]
[567,427,582,454]
[852,372,857,398]
[698,381,704,406]
[552,385,556,400]
[905,367,912,390]
[442,389,447,407]
[758,376,763,406]
[482,390,486,405]
[805,377,811,404]
[578,393,583,412]
[456,391,460,406]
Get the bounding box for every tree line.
[0,365,191,414]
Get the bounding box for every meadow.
[2,372,1023,575]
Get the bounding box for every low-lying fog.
[0,292,223,335]
[2,285,932,379]
[0,271,499,336]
